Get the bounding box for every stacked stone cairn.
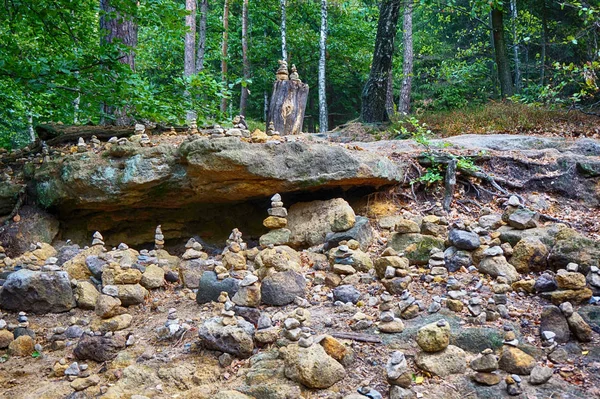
[226,115,250,138]
[396,290,422,320]
[259,194,291,246]
[587,265,600,298]
[219,228,248,280]
[77,137,86,153]
[445,276,465,312]
[90,135,101,149]
[282,308,312,345]
[154,225,164,250]
[427,248,447,281]
[378,302,404,334]
[139,133,151,147]
[374,248,411,295]
[386,351,414,398]
[539,262,593,305]
[414,320,466,377]
[470,348,501,386]
[254,313,279,346]
[179,238,210,288]
[92,232,105,247]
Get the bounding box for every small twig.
[330,332,382,344]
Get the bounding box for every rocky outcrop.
[0,269,75,313]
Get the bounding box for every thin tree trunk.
[221,0,230,114]
[280,0,287,62]
[240,0,250,116]
[28,112,35,143]
[264,90,269,122]
[196,0,208,73]
[491,4,514,98]
[184,0,197,126]
[540,0,548,86]
[510,0,521,92]
[99,0,138,126]
[361,0,402,123]
[398,0,413,115]
[318,0,328,132]
[385,71,395,117]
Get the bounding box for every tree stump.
[268,80,309,135]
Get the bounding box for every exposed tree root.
[0,187,25,226]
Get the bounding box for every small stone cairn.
[92,231,105,247]
[77,137,86,153]
[259,194,291,247]
[154,225,164,250]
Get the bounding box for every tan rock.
[555,271,586,290]
[263,216,288,229]
[548,288,592,305]
[32,243,58,261]
[320,335,354,366]
[8,335,34,357]
[416,320,451,352]
[395,219,420,234]
[75,281,99,309]
[95,294,125,318]
[102,266,142,286]
[512,279,536,294]
[71,375,100,391]
[509,237,548,273]
[140,264,165,289]
[447,299,464,312]
[223,251,247,270]
[91,314,133,332]
[0,330,13,349]
[63,245,104,280]
[498,346,536,375]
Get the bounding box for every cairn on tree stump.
[267,60,309,135]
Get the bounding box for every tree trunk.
[361,0,402,123]
[184,0,197,126]
[268,80,309,135]
[221,0,230,114]
[99,0,138,126]
[240,0,250,116]
[510,0,521,92]
[385,70,395,117]
[318,0,328,132]
[491,4,514,98]
[280,0,287,62]
[398,0,413,115]
[196,0,208,73]
[540,0,548,86]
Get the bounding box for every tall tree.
[99,0,138,125]
[491,3,514,98]
[221,0,230,114]
[281,0,287,62]
[398,0,414,115]
[184,0,196,125]
[540,0,549,85]
[510,0,521,92]
[318,0,329,132]
[196,0,208,73]
[361,0,402,123]
[240,0,250,116]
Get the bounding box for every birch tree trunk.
[385,71,395,117]
[540,0,548,86]
[240,0,250,116]
[398,0,413,115]
[361,0,402,123]
[491,4,514,98]
[221,0,230,114]
[99,0,138,126]
[510,0,521,92]
[280,0,287,62]
[318,0,328,132]
[196,0,208,73]
[184,0,197,126]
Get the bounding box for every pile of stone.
[470,348,501,386]
[100,259,148,307]
[266,121,280,137]
[386,351,414,397]
[254,313,279,346]
[225,115,250,138]
[232,273,261,307]
[427,248,447,280]
[260,194,291,246]
[540,301,593,343]
[587,266,600,297]
[374,248,411,295]
[221,229,249,279]
[139,133,151,147]
[445,276,465,312]
[414,320,466,377]
[282,309,311,343]
[179,238,211,288]
[378,306,404,333]
[154,225,164,250]
[90,135,101,149]
[396,290,422,320]
[77,137,87,153]
[92,231,105,247]
[502,195,538,230]
[538,263,593,305]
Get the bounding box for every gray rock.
[529,365,553,385]
[333,285,361,304]
[444,246,472,272]
[324,216,373,251]
[198,316,255,358]
[85,256,107,279]
[508,209,538,229]
[477,256,520,283]
[261,271,306,306]
[73,334,126,362]
[448,229,481,250]
[535,273,558,293]
[196,271,240,305]
[540,305,570,343]
[415,345,466,377]
[0,270,76,313]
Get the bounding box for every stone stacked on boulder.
[414,320,466,377]
[254,313,279,345]
[260,194,291,247]
[232,273,261,307]
[375,248,411,295]
[395,290,421,319]
[91,231,105,247]
[470,348,501,386]
[154,225,164,250]
[587,266,600,296]
[198,308,255,358]
[428,249,446,275]
[77,137,87,153]
[386,351,412,388]
[560,301,593,342]
[378,308,404,333]
[539,263,593,304]
[100,261,148,306]
[179,238,212,288]
[139,133,151,147]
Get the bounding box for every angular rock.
[444,246,472,272]
[540,305,570,343]
[198,317,255,358]
[415,345,466,377]
[140,264,165,289]
[448,229,480,250]
[324,216,373,251]
[333,285,361,304]
[498,346,536,375]
[73,334,126,362]
[509,237,549,273]
[196,271,240,304]
[260,270,306,306]
[388,233,445,265]
[75,281,99,310]
[8,335,34,357]
[508,209,538,229]
[0,270,75,313]
[529,365,553,385]
[477,256,520,283]
[566,312,592,342]
[282,343,346,389]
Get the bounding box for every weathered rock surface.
[73,334,126,362]
[0,270,75,313]
[414,345,466,377]
[281,343,346,389]
[389,233,445,265]
[198,317,255,358]
[196,271,240,305]
[260,270,306,306]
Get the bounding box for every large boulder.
[414,345,466,377]
[281,343,346,389]
[388,233,445,265]
[509,237,549,273]
[198,316,255,358]
[0,205,59,257]
[261,270,306,306]
[287,198,356,248]
[448,229,480,250]
[74,334,126,362]
[477,255,520,283]
[416,320,451,352]
[0,269,75,313]
[539,305,570,343]
[548,229,600,274]
[196,271,240,304]
[498,346,536,375]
